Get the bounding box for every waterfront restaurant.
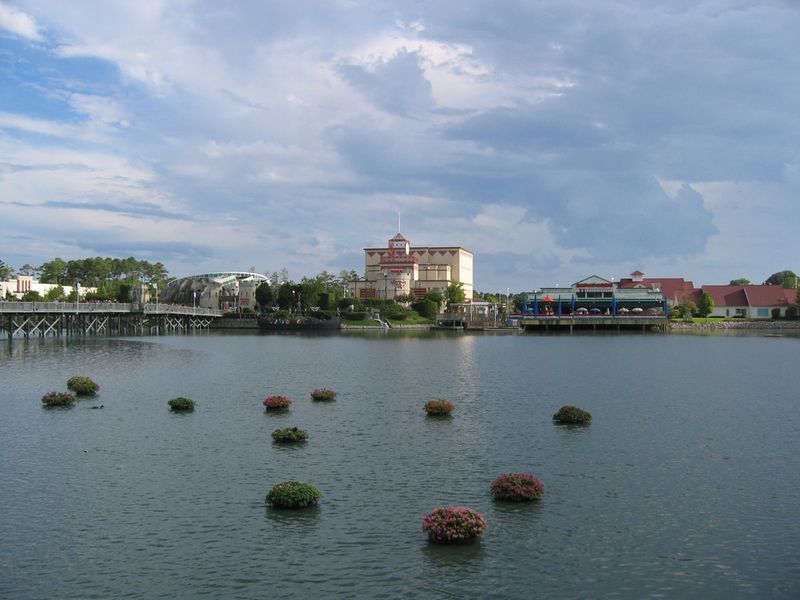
[521,276,667,316]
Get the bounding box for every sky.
[0,0,798,292]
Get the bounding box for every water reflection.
[421,539,486,565]
[264,506,321,530]
[491,498,546,518]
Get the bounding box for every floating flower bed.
[552,405,592,424]
[310,388,336,401]
[422,506,487,543]
[272,427,309,443]
[66,375,100,396]
[424,399,455,416]
[263,395,292,411]
[490,473,545,501]
[168,397,195,411]
[41,391,76,407]
[265,481,321,508]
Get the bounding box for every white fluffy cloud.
[0,2,42,40]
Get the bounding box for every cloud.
[0,2,43,41]
[338,49,435,117]
[0,1,798,290]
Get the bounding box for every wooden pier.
[0,302,223,339]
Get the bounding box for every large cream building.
[350,232,474,301]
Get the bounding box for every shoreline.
[668,319,800,331]
[199,316,800,334]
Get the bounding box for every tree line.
[1,256,169,302]
[255,273,467,321]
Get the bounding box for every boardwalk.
[0,302,223,339]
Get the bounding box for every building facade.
[161,272,267,311]
[521,275,666,316]
[349,233,474,301]
[0,276,93,300]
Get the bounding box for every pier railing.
[0,302,222,317]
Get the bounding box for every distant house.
[700,285,797,319]
[613,271,797,319]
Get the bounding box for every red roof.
[630,270,644,276]
[617,277,696,304]
[742,285,796,308]
[700,285,796,308]
[699,286,748,307]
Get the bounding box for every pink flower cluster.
[263,395,292,410]
[422,506,487,542]
[490,473,545,501]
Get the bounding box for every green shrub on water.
[272,427,309,443]
[310,388,336,401]
[41,391,76,407]
[265,481,321,508]
[66,375,99,396]
[552,405,592,424]
[168,397,195,411]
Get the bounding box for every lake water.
[1,331,799,599]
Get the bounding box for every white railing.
[0,301,222,317]
[142,304,223,317]
[0,302,132,313]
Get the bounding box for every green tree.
[318,290,337,310]
[19,263,37,276]
[0,259,13,281]
[729,278,751,286]
[313,270,337,290]
[476,291,499,303]
[411,298,438,319]
[277,282,296,310]
[445,282,466,305]
[20,290,42,301]
[336,269,359,295]
[425,290,444,306]
[39,258,68,283]
[698,292,715,317]
[764,270,798,287]
[43,286,66,301]
[255,282,273,309]
[672,299,697,318]
[298,277,324,309]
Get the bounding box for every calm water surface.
[1,331,799,599]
